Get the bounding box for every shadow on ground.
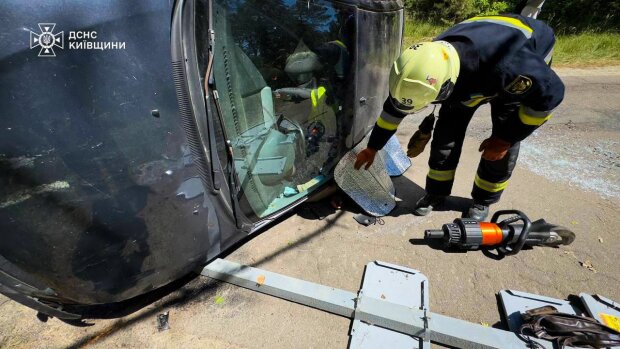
[63,172,477,347]
[390,175,473,217]
[64,205,347,348]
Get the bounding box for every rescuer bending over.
[354,14,564,221]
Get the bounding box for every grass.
[552,32,620,66]
[404,19,620,67]
[403,21,446,45]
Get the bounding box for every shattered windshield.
[201,0,355,219]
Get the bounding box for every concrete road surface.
[1,67,619,349]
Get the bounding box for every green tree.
[405,0,518,24]
[404,0,620,32]
[538,0,620,33]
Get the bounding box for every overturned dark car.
[0,0,405,320]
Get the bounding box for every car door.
[176,0,404,228]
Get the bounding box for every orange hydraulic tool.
[424,210,575,255]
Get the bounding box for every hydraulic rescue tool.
[424,210,575,255]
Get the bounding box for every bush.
[404,0,520,24]
[538,0,620,33]
[403,18,620,66]
[404,0,620,32]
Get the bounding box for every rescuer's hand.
[354,148,378,170]
[407,130,432,158]
[479,136,511,161]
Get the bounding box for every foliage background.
[403,0,620,33]
[403,0,620,66]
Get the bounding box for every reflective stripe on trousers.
[427,169,456,182]
[471,142,520,205]
[474,174,509,192]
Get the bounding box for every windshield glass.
[202,0,355,220]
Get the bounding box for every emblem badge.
[505,75,533,95]
[29,23,64,57]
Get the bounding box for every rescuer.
[354,14,564,221]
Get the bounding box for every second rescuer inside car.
[354,14,565,221]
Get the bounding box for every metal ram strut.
[201,259,582,349]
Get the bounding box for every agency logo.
[29,23,64,57]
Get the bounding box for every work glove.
[354,148,377,170]
[479,136,511,161]
[406,130,432,158]
[406,108,436,158]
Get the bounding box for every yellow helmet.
[389,41,460,112]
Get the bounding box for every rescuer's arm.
[354,97,408,170]
[493,52,565,145]
[368,97,409,150]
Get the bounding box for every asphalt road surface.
[1,67,619,349]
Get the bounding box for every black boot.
[465,202,489,221]
[413,194,446,216]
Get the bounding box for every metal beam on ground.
[201,258,356,318]
[200,259,566,349]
